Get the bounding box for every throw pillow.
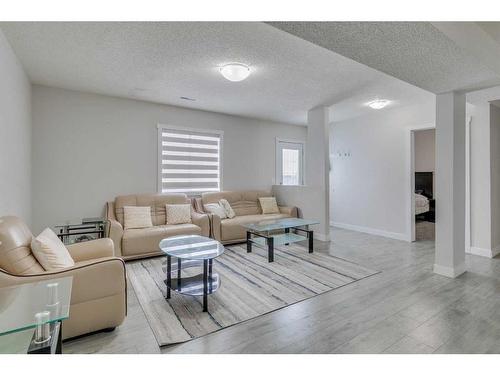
[123,206,153,229]
[219,199,236,218]
[31,228,75,271]
[203,203,227,219]
[166,204,192,225]
[259,197,280,214]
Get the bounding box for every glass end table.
[159,235,224,313]
[0,276,72,354]
[243,218,319,262]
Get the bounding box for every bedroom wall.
[414,129,435,173]
[330,101,435,240]
[0,30,32,225]
[31,85,307,234]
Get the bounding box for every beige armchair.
[106,193,210,260]
[0,216,126,340]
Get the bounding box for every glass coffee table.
[159,235,224,313]
[243,218,319,262]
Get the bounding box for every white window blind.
[158,126,222,194]
[275,139,304,186]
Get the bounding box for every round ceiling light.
[366,99,391,109]
[219,63,251,82]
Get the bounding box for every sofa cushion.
[122,224,201,256]
[123,206,153,229]
[202,191,271,216]
[220,213,290,241]
[166,204,192,225]
[115,193,189,226]
[31,228,75,271]
[259,197,280,214]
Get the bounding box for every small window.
[276,139,304,186]
[158,125,223,195]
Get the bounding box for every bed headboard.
[415,172,433,198]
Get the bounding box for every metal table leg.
[246,231,252,253]
[209,259,213,293]
[203,259,208,312]
[268,237,274,262]
[166,255,171,299]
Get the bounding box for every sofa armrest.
[279,206,298,217]
[0,257,126,306]
[209,214,222,241]
[66,238,114,262]
[191,210,210,237]
[106,201,123,257]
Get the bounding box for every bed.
[415,193,429,215]
[415,171,434,219]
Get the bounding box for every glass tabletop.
[0,277,73,336]
[243,218,319,232]
[159,235,225,260]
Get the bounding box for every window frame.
[275,138,305,186]
[157,124,224,196]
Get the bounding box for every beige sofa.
[195,191,297,244]
[0,216,126,340]
[106,193,210,260]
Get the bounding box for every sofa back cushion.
[0,216,44,275]
[115,193,190,226]
[201,191,270,216]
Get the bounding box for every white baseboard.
[330,221,407,241]
[467,246,500,258]
[433,263,466,278]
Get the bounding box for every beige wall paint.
[414,129,435,173]
[0,30,32,225]
[31,85,306,233]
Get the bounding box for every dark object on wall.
[415,172,433,199]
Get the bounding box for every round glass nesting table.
[159,235,225,312]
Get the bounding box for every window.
[276,139,304,186]
[158,125,223,195]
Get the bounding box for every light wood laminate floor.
[64,227,500,354]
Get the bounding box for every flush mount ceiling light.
[366,99,391,109]
[219,63,251,82]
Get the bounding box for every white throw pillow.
[259,197,280,214]
[31,228,75,271]
[204,203,227,219]
[219,199,236,218]
[123,206,153,229]
[166,204,192,225]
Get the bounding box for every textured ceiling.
[0,22,433,125]
[268,22,500,94]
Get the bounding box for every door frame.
[407,124,435,242]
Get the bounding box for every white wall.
[330,101,435,240]
[31,85,306,233]
[0,30,32,224]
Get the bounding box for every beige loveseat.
[106,193,210,260]
[195,191,297,244]
[0,216,126,340]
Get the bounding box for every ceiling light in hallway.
[220,63,251,82]
[366,99,391,109]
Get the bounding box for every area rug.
[127,243,379,346]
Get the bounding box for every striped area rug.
[127,243,379,346]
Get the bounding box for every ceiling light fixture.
[219,63,251,82]
[367,99,391,109]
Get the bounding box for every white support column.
[434,92,466,278]
[306,106,330,240]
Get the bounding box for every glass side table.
[54,217,108,245]
[0,277,73,354]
